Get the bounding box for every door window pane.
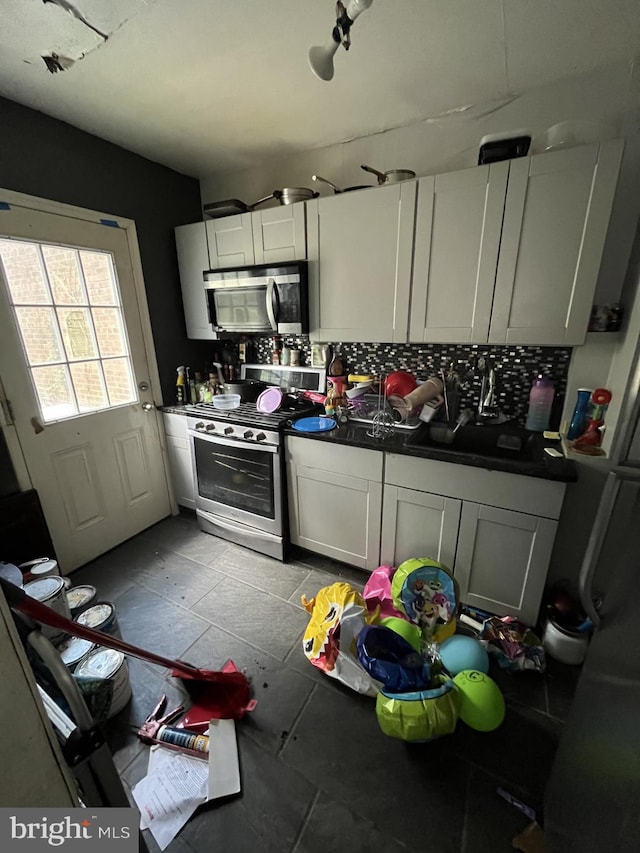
[57,308,99,360]
[0,240,50,303]
[15,307,64,365]
[69,361,108,412]
[0,238,138,422]
[80,251,118,305]
[92,307,126,357]
[32,365,76,420]
[103,358,135,405]
[42,246,86,305]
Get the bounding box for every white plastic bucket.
[542,619,589,665]
[23,576,70,643]
[75,648,132,718]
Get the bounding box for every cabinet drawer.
[286,436,383,482]
[385,453,565,519]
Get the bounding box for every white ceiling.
[1,0,639,178]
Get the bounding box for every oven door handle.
[265,278,279,331]
[189,432,279,454]
[200,512,278,540]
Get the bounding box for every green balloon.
[379,616,422,652]
[454,669,505,732]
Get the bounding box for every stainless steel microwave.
[203,262,308,335]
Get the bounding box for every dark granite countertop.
[161,405,576,482]
[284,420,578,482]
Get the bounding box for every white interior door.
[0,201,171,572]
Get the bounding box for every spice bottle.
[272,336,281,365]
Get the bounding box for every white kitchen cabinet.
[454,503,557,625]
[409,141,622,347]
[175,222,215,340]
[162,413,195,509]
[205,205,307,270]
[384,453,566,624]
[380,485,461,568]
[206,213,255,268]
[410,163,508,344]
[307,182,416,342]
[286,436,382,571]
[489,140,624,346]
[252,205,306,264]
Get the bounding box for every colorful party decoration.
[391,558,459,642]
[376,676,460,742]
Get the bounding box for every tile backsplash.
[247,336,572,425]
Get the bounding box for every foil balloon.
[301,583,381,696]
[391,558,459,643]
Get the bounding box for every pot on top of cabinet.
[361,164,416,185]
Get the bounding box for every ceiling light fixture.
[308,0,374,81]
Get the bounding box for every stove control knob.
[195,421,205,430]
[224,426,234,435]
[244,430,254,439]
[256,432,266,442]
[205,423,215,432]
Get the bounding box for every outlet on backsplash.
[246,336,572,425]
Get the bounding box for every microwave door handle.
[266,278,279,331]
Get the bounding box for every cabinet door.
[455,502,557,624]
[410,163,508,344]
[380,485,461,569]
[287,462,382,571]
[307,182,416,342]
[489,140,623,346]
[163,415,195,509]
[175,222,215,340]
[205,213,255,268]
[252,204,306,264]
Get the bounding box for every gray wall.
[0,95,213,492]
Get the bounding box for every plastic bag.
[301,583,381,696]
[481,616,546,673]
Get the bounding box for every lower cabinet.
[382,454,566,624]
[380,485,461,569]
[454,503,557,625]
[286,436,382,570]
[162,414,196,510]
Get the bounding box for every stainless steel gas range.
[184,365,325,560]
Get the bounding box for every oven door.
[190,432,282,536]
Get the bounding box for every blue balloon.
[440,635,489,676]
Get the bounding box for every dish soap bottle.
[525,375,554,432]
[176,365,186,405]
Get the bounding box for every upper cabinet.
[206,212,255,268]
[489,142,623,345]
[205,206,307,269]
[410,140,623,347]
[175,222,216,340]
[410,163,508,344]
[252,205,306,264]
[306,182,417,342]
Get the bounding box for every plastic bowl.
[212,394,241,410]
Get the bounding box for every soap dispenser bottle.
[525,374,554,432]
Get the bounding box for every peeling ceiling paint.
[0,0,639,177]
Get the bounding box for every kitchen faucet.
[477,362,500,422]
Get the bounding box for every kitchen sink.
[408,422,538,462]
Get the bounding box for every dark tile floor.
[72,511,580,853]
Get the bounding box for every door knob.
[141,402,155,411]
